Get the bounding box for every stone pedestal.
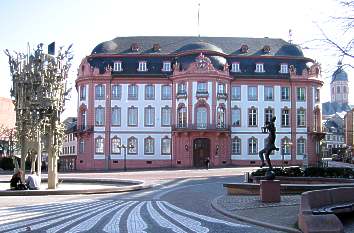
[260,180,280,203]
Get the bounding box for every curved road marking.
[103,201,137,233]
[127,201,147,233]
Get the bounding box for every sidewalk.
[212,194,301,233]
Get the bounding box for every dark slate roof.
[322,102,352,116]
[63,117,77,133]
[331,67,348,83]
[92,36,304,57]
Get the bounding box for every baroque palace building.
[75,36,323,170]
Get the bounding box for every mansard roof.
[92,36,305,57]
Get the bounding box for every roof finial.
[288,29,293,44]
[198,3,200,38]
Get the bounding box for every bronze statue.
[259,116,279,170]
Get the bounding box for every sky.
[0,0,353,119]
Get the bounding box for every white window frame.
[297,108,306,127]
[161,85,172,100]
[128,106,138,126]
[297,87,306,101]
[297,138,306,155]
[144,137,155,154]
[111,106,121,126]
[281,87,290,101]
[161,106,171,126]
[231,62,240,72]
[232,137,241,155]
[113,61,122,72]
[128,137,138,154]
[248,137,258,155]
[161,137,171,155]
[128,84,138,100]
[162,61,171,72]
[281,108,290,127]
[95,137,104,154]
[248,86,258,101]
[231,85,241,100]
[264,86,274,101]
[255,63,265,73]
[232,107,241,127]
[95,106,105,126]
[144,106,155,127]
[145,85,155,100]
[248,107,258,127]
[111,137,121,154]
[280,63,288,74]
[138,61,147,72]
[111,84,121,100]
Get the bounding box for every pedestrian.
[26,171,41,190]
[10,169,27,190]
[205,157,210,170]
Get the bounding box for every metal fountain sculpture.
[5,43,72,189]
[259,116,279,180]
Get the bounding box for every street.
[0,168,279,233]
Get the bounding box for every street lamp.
[117,143,134,171]
[281,141,292,169]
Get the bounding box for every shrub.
[304,167,354,178]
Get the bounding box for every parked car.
[331,154,342,161]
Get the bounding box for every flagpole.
[198,3,200,38]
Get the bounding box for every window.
[95,106,105,126]
[178,83,186,94]
[161,137,171,154]
[337,86,340,93]
[343,86,347,93]
[113,61,122,72]
[138,61,147,71]
[232,137,241,155]
[145,85,155,100]
[218,83,226,94]
[264,107,274,123]
[144,137,154,154]
[111,85,121,100]
[231,62,240,72]
[232,107,241,127]
[248,137,258,154]
[128,84,138,100]
[128,106,138,126]
[80,85,86,100]
[128,137,137,154]
[281,87,290,101]
[79,139,85,153]
[162,61,171,72]
[161,106,171,126]
[161,85,171,100]
[297,138,306,155]
[111,106,121,126]
[231,85,241,100]
[95,84,105,100]
[255,63,265,73]
[282,137,291,155]
[248,107,258,127]
[248,86,257,101]
[264,86,274,101]
[281,108,290,127]
[95,137,104,154]
[217,106,225,128]
[197,82,207,93]
[315,88,320,102]
[80,110,87,129]
[280,64,288,73]
[111,137,121,154]
[297,108,306,127]
[177,106,187,127]
[144,106,155,126]
[296,87,306,101]
[196,107,207,129]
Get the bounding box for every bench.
[298,187,354,233]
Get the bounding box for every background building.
[60,117,77,171]
[344,109,354,160]
[75,36,323,170]
[0,97,15,157]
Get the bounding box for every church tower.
[331,61,349,104]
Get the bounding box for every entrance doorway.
[193,138,210,167]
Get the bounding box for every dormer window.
[153,43,160,51]
[263,45,271,54]
[162,61,171,72]
[280,63,288,74]
[113,61,122,72]
[138,61,147,72]
[131,43,139,52]
[240,44,249,53]
[231,62,240,72]
[255,63,265,73]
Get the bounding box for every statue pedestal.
[260,180,280,203]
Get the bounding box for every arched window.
[80,110,87,130]
[248,137,258,155]
[128,106,138,126]
[111,106,121,126]
[232,106,241,127]
[128,137,138,154]
[196,107,207,129]
[111,136,121,154]
[161,136,171,154]
[281,137,291,155]
[217,106,225,128]
[144,105,155,126]
[281,107,290,127]
[232,137,241,155]
[297,137,306,155]
[297,108,306,127]
[177,105,187,128]
[248,107,258,127]
[128,84,138,100]
[111,85,121,100]
[145,85,155,100]
[144,137,154,154]
[79,139,85,153]
[95,106,105,126]
[264,107,274,123]
[95,136,104,154]
[95,84,105,100]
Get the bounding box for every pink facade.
[75,36,324,170]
